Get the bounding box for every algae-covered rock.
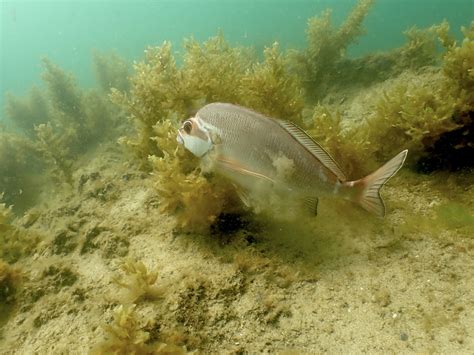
[0,260,22,331]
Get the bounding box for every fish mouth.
[176,130,184,145]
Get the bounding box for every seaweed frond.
[240,42,305,125]
[5,87,50,137]
[92,304,152,354]
[0,134,44,212]
[0,207,40,264]
[370,75,458,164]
[182,33,252,104]
[307,104,366,176]
[41,58,119,153]
[0,259,22,328]
[443,21,474,110]
[0,194,40,263]
[35,122,75,185]
[113,259,162,303]
[42,58,84,124]
[92,304,186,354]
[394,21,450,71]
[93,50,131,93]
[295,0,375,99]
[0,194,13,227]
[146,118,237,233]
[111,41,189,166]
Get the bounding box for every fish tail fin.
[350,150,408,217]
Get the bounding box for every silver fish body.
[196,103,344,196]
[177,102,407,217]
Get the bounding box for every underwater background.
[1,0,473,110]
[1,0,473,353]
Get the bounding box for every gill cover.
[177,117,213,157]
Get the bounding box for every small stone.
[400,332,408,341]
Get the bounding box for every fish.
[176,102,407,217]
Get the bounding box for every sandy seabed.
[0,138,472,354]
[1,72,473,353]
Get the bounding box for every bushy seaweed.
[309,21,473,176]
[182,33,252,104]
[0,132,44,211]
[112,34,252,168]
[148,120,237,233]
[34,122,75,185]
[92,304,186,354]
[0,259,22,330]
[113,259,163,303]
[0,196,39,263]
[291,0,375,99]
[111,42,187,167]
[92,304,152,354]
[329,21,452,96]
[93,50,131,93]
[443,22,474,109]
[2,53,127,213]
[5,87,50,137]
[240,42,305,125]
[40,58,118,153]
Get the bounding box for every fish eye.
[183,120,192,134]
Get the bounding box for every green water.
[1,1,473,352]
[1,0,472,111]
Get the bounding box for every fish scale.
[198,103,340,194]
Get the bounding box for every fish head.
[176,116,213,157]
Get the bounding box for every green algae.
[435,202,474,232]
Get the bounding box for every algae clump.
[0,260,22,332]
[92,304,186,354]
[113,259,163,303]
[240,42,305,126]
[309,21,474,175]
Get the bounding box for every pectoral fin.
[216,157,275,183]
[233,184,252,207]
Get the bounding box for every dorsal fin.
[277,120,347,181]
